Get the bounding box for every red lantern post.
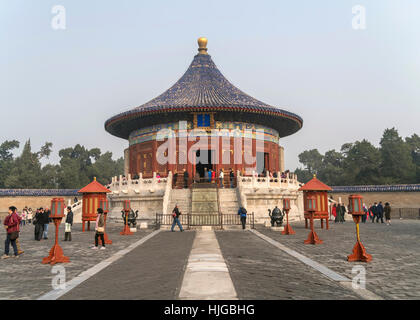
[347,195,372,262]
[282,198,295,235]
[120,200,133,235]
[42,198,70,265]
[304,196,323,245]
[98,198,112,245]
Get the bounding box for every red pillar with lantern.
[347,195,372,262]
[42,198,70,265]
[120,200,134,235]
[282,198,295,235]
[304,195,323,245]
[78,177,111,232]
[299,175,332,230]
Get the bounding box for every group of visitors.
[368,202,392,225]
[33,207,52,241]
[332,203,347,223]
[331,201,392,225]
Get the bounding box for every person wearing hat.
[64,206,73,241]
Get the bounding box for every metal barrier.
[155,212,255,229]
[396,208,420,219]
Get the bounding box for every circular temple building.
[105,37,303,186]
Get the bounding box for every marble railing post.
[266,171,270,187]
[139,173,143,189]
[152,172,157,189]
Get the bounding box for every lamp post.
[98,198,112,244]
[304,195,323,244]
[42,198,70,265]
[282,198,295,235]
[120,200,133,235]
[347,195,372,262]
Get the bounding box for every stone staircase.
[167,189,191,215]
[191,188,219,215]
[218,188,239,215]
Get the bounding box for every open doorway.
[195,149,214,180]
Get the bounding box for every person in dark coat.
[238,207,247,229]
[370,203,377,223]
[34,208,44,241]
[183,169,189,188]
[229,169,235,188]
[340,204,347,222]
[64,206,73,241]
[376,201,384,223]
[334,204,341,223]
[171,204,184,232]
[41,207,51,239]
[384,202,392,225]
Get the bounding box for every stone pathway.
[178,230,237,300]
[0,223,152,300]
[1,219,419,300]
[215,230,360,300]
[256,219,420,299]
[59,230,195,300]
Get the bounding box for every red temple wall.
[128,137,281,179]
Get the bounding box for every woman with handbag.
[92,208,106,250]
[2,206,20,259]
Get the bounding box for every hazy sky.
[1,0,419,171]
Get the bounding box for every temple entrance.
[256,152,269,175]
[195,149,214,181]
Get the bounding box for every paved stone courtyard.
[0,219,419,300]
[256,219,420,299]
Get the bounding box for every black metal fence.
[395,208,420,219]
[155,213,255,229]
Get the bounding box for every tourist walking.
[340,203,347,222]
[42,207,51,239]
[384,202,392,225]
[238,207,247,230]
[362,203,368,223]
[93,208,106,249]
[331,203,337,221]
[219,169,224,188]
[64,206,73,241]
[2,206,20,259]
[335,203,341,223]
[370,203,377,222]
[183,169,189,188]
[207,169,212,183]
[27,208,33,225]
[229,168,234,188]
[33,208,44,241]
[171,204,184,232]
[211,169,216,183]
[376,201,384,223]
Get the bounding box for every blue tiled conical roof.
[105,45,303,139]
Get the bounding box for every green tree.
[379,128,416,183]
[341,140,381,185]
[0,140,20,187]
[4,140,43,188]
[298,149,323,175]
[318,149,345,185]
[405,134,420,183]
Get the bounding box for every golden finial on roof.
[198,37,208,54]
[94,177,97,181]
[313,174,316,179]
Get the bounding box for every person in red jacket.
[2,206,20,259]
